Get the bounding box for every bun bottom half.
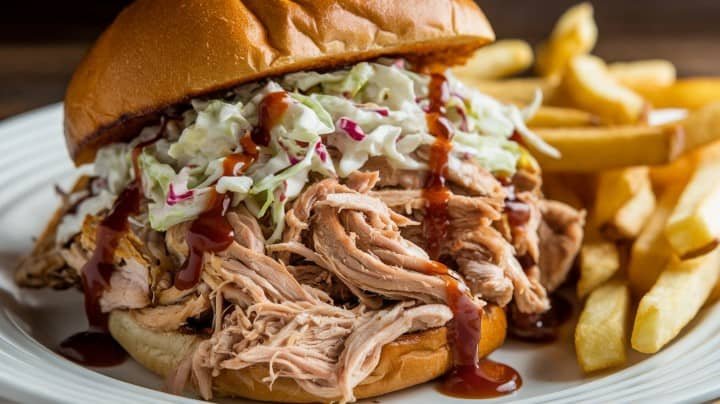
[109,305,506,402]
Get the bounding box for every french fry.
[681,102,720,152]
[631,250,720,354]
[665,158,720,259]
[650,139,720,188]
[463,77,559,104]
[536,2,597,77]
[637,78,720,110]
[527,106,599,128]
[453,39,534,80]
[594,167,656,240]
[627,183,684,296]
[575,280,630,372]
[591,168,649,218]
[649,157,694,189]
[577,228,621,297]
[610,185,656,239]
[690,138,720,163]
[593,167,647,228]
[531,125,684,172]
[561,55,646,124]
[608,60,677,92]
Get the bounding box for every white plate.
[1,104,719,404]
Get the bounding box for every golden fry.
[627,183,684,296]
[650,139,720,188]
[631,250,720,354]
[665,158,720,259]
[453,39,534,80]
[649,157,694,189]
[608,60,677,92]
[637,78,720,110]
[593,167,648,230]
[575,280,630,372]
[463,77,559,104]
[532,125,683,172]
[536,2,597,77]
[562,55,646,124]
[681,102,720,152]
[577,232,621,297]
[527,106,599,128]
[610,185,656,239]
[594,167,655,240]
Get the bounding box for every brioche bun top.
[64,0,495,164]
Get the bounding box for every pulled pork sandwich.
[16,0,584,402]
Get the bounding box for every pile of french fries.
[454,3,720,373]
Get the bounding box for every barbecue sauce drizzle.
[171,145,255,290]
[58,127,164,367]
[421,73,521,398]
[174,94,281,290]
[252,91,290,147]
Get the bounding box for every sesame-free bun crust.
[64,0,495,165]
[109,305,506,402]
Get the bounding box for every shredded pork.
[16,161,584,402]
[186,206,454,401]
[538,200,585,291]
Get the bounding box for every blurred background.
[1,0,718,119]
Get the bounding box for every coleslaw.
[56,60,556,244]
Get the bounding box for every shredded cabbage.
[168,100,251,167]
[62,61,557,242]
[94,144,132,194]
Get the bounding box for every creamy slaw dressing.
[56,60,553,244]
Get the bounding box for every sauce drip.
[81,185,142,330]
[444,276,482,367]
[173,193,234,290]
[422,73,453,260]
[58,170,142,366]
[174,132,259,290]
[509,130,525,147]
[58,124,165,367]
[509,294,573,342]
[252,91,290,147]
[419,73,521,398]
